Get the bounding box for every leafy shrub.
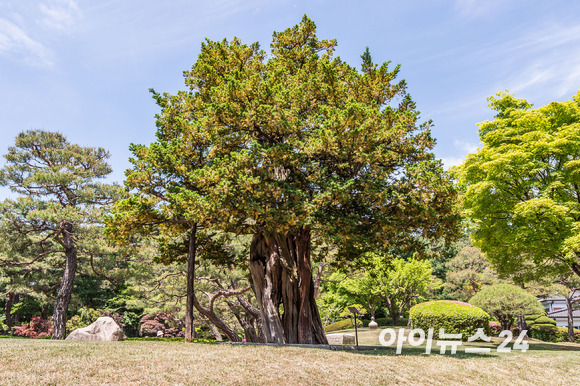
[525,314,544,322]
[410,300,490,340]
[0,314,9,335]
[529,325,580,342]
[525,313,546,327]
[489,321,502,336]
[12,317,53,338]
[325,318,363,332]
[139,312,184,337]
[532,316,556,326]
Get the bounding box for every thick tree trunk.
[185,223,199,342]
[249,228,328,345]
[566,297,575,343]
[52,222,77,340]
[4,291,14,328]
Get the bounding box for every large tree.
[456,91,580,280]
[0,130,120,339]
[123,17,458,344]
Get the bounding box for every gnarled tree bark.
[4,291,15,328]
[52,221,77,340]
[249,227,328,345]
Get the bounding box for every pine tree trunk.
[52,221,77,340]
[249,228,328,345]
[392,314,400,327]
[12,294,20,326]
[185,223,199,342]
[4,292,14,328]
[566,297,575,343]
[517,314,528,335]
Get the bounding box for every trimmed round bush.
[525,314,544,322]
[525,313,546,327]
[410,300,490,339]
[532,316,556,326]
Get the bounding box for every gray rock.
[66,316,124,341]
[326,333,356,345]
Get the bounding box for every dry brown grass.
[0,337,579,385]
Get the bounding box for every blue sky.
[1,0,579,198]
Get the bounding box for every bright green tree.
[0,130,121,339]
[469,284,544,330]
[367,255,440,326]
[456,91,580,280]
[119,16,458,344]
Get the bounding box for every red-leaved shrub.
[12,317,53,338]
[139,312,184,337]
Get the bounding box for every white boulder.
[66,316,124,341]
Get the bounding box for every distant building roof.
[548,309,580,318]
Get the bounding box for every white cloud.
[0,18,53,66]
[454,0,517,18]
[481,23,580,101]
[440,156,466,170]
[454,139,479,154]
[39,0,81,30]
[439,140,480,170]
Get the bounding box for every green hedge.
[529,325,580,342]
[410,300,490,340]
[325,318,363,333]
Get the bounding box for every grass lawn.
[1,334,579,385]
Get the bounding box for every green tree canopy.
[444,246,498,301]
[456,90,580,280]
[113,16,459,344]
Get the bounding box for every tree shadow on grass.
[340,340,580,357]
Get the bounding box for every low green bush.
[410,300,490,340]
[325,318,363,332]
[532,316,556,326]
[525,314,544,322]
[529,325,580,342]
